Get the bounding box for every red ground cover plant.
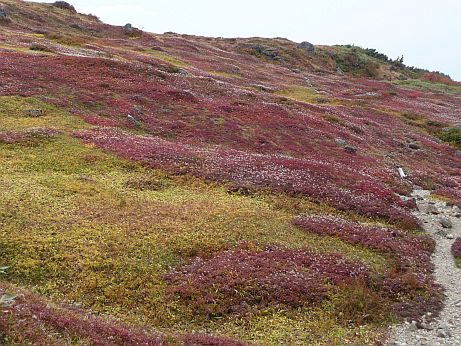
[293,215,443,319]
[0,286,165,345]
[181,334,251,346]
[0,284,248,346]
[165,244,370,317]
[452,237,461,258]
[0,128,59,144]
[75,128,418,227]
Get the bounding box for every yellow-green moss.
[0,96,88,132]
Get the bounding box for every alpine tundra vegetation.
[0,1,461,345]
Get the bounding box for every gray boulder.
[133,106,143,115]
[440,216,453,229]
[335,138,347,146]
[261,47,283,62]
[344,145,357,154]
[437,327,452,338]
[53,1,77,13]
[127,114,140,127]
[23,109,44,117]
[0,6,9,22]
[298,41,315,55]
[408,142,420,150]
[123,23,134,35]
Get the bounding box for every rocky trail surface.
[387,190,461,346]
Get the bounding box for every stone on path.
[440,216,453,228]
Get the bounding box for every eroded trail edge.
[387,189,461,346]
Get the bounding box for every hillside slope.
[1,1,461,345]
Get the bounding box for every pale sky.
[31,0,460,81]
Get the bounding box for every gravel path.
[386,189,461,346]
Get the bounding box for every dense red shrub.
[0,128,59,144]
[181,334,250,346]
[0,285,248,345]
[452,237,461,258]
[422,72,458,86]
[293,215,443,319]
[0,286,166,345]
[1,2,460,342]
[165,245,370,316]
[293,215,434,274]
[75,128,418,227]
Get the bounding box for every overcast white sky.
[32,0,460,81]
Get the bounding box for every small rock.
[394,342,407,346]
[53,1,77,13]
[408,320,418,331]
[262,47,279,60]
[123,23,142,36]
[230,66,241,74]
[0,6,8,20]
[344,145,357,154]
[336,66,344,75]
[409,142,420,150]
[440,216,453,228]
[123,23,134,35]
[177,68,188,76]
[298,41,315,56]
[335,138,347,146]
[446,234,454,239]
[251,84,273,92]
[133,106,143,115]
[127,114,140,127]
[427,204,439,214]
[437,328,452,338]
[435,229,447,237]
[23,109,44,117]
[416,321,433,330]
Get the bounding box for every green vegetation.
[1,1,459,342]
[275,85,331,104]
[0,97,388,344]
[147,49,188,67]
[394,79,461,95]
[0,96,88,132]
[436,127,461,148]
[332,45,383,77]
[397,111,446,135]
[455,258,461,268]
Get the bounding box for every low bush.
[330,281,391,325]
[0,128,59,145]
[452,237,461,267]
[452,237,461,257]
[293,214,443,319]
[75,128,418,228]
[437,127,461,148]
[165,244,370,318]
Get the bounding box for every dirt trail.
[386,189,461,346]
